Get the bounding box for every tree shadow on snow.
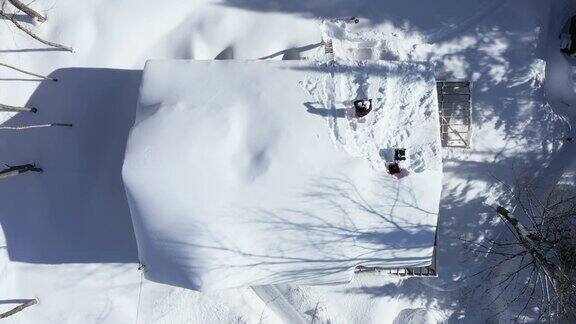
[183,175,437,287]
[0,68,141,264]
[220,0,505,40]
[341,162,566,323]
[262,1,567,322]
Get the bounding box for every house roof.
[122,60,442,291]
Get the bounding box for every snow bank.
[122,59,442,291]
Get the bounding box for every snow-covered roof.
[122,60,442,291]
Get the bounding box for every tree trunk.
[0,123,73,130]
[0,103,36,113]
[7,0,45,22]
[0,62,56,81]
[496,206,561,282]
[0,298,38,319]
[0,164,42,180]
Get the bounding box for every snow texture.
[0,0,570,322]
[123,59,442,291]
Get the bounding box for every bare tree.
[463,180,576,322]
[0,163,42,180]
[0,298,38,319]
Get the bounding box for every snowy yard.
[0,0,575,323]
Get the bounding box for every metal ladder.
[355,265,437,277]
[437,80,472,148]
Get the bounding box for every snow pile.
[122,59,442,291]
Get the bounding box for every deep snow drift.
[122,60,442,290]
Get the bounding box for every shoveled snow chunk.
[122,60,442,291]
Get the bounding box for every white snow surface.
[123,59,442,290]
[0,0,569,322]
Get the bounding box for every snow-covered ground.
[0,0,573,323]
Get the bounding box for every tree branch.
[0,62,56,81]
[7,0,45,22]
[0,163,42,180]
[0,103,36,113]
[496,206,560,284]
[0,10,72,52]
[0,123,72,130]
[0,298,38,319]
